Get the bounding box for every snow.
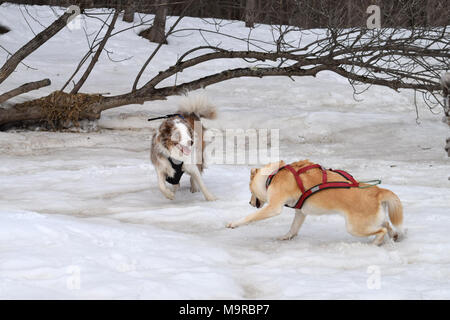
[1,4,450,299]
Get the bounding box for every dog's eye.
[189,140,194,146]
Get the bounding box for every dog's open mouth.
[177,144,191,156]
[255,198,261,208]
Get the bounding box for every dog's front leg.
[184,164,217,201]
[156,169,175,200]
[190,176,199,193]
[226,200,284,229]
[278,210,306,240]
[170,183,180,193]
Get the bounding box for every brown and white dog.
[150,96,217,201]
[227,160,404,245]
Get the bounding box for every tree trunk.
[346,0,353,28]
[446,138,450,157]
[441,72,450,156]
[426,0,432,27]
[123,0,135,23]
[441,73,450,116]
[245,0,256,28]
[139,0,168,44]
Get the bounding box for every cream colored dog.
[227,160,404,245]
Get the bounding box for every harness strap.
[148,113,185,122]
[165,157,184,185]
[329,169,359,187]
[265,163,360,210]
[293,181,356,209]
[284,165,306,193]
[266,164,323,192]
[266,167,282,189]
[322,166,327,183]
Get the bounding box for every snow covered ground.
[0,4,449,299]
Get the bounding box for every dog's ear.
[250,168,259,180]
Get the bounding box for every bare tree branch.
[0,11,72,85]
[70,10,119,94]
[132,0,195,92]
[0,78,50,104]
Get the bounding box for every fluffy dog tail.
[177,94,217,120]
[378,188,404,236]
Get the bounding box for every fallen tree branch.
[0,3,448,131]
[91,64,333,114]
[0,91,104,130]
[0,78,51,104]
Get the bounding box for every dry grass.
[15,91,104,130]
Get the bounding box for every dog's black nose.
[189,140,194,146]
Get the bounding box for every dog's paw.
[205,194,217,201]
[163,190,175,200]
[226,222,239,229]
[278,233,297,241]
[190,184,199,193]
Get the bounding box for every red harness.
[265,164,359,209]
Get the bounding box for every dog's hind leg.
[278,210,306,240]
[156,169,175,200]
[370,227,388,246]
[344,205,388,245]
[171,183,180,193]
[183,164,216,201]
[382,221,400,242]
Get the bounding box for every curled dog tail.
[379,188,404,235]
[177,94,217,120]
